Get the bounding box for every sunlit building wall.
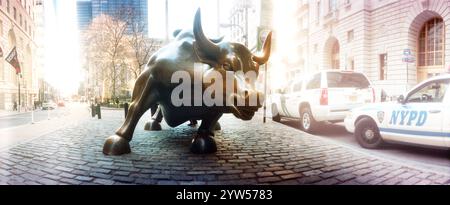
[35,0,45,103]
[0,0,38,111]
[279,0,450,96]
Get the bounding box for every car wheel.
[271,104,281,122]
[300,106,317,133]
[355,118,384,149]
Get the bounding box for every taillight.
[371,88,376,103]
[320,88,328,105]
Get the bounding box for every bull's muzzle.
[230,90,265,120]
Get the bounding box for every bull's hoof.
[214,122,221,131]
[144,121,162,131]
[103,135,131,155]
[190,133,217,154]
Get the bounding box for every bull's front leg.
[103,71,157,155]
[190,113,223,154]
[144,105,163,131]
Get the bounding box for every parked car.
[57,100,65,107]
[345,74,450,149]
[271,70,377,133]
[42,101,57,110]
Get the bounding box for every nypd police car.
[271,70,378,133]
[344,75,450,149]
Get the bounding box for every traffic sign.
[402,48,415,63]
[403,49,412,56]
[402,56,415,63]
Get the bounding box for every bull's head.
[193,9,272,120]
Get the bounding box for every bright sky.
[44,0,81,97]
[149,0,232,39]
[43,0,232,96]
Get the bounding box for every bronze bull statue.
[103,9,272,155]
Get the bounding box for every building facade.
[227,0,273,52]
[277,0,450,96]
[76,0,148,34]
[0,0,38,111]
[76,0,92,31]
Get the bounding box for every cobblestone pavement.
[1,110,450,185]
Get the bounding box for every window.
[293,81,303,92]
[13,7,16,20]
[331,42,340,69]
[0,20,3,37]
[418,18,444,67]
[327,72,370,88]
[348,57,355,71]
[347,30,354,43]
[316,1,321,24]
[306,73,322,90]
[20,14,22,27]
[7,0,10,13]
[407,80,449,103]
[379,54,387,80]
[329,0,337,12]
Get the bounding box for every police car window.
[407,80,449,103]
[293,81,303,92]
[306,74,321,90]
[327,72,370,88]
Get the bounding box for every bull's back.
[147,38,197,83]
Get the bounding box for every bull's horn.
[252,31,272,65]
[193,9,221,60]
[210,36,224,44]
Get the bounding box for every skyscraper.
[76,0,149,34]
[76,0,93,31]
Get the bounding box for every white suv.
[271,70,376,133]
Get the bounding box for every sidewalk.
[0,104,91,151]
[0,109,449,185]
[0,110,30,118]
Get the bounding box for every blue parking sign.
[403,49,412,56]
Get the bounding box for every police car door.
[384,79,449,147]
[286,80,303,118]
[277,83,292,117]
[442,82,450,147]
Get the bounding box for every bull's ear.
[193,41,219,68]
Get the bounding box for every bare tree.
[84,12,130,100]
[127,9,162,80]
[82,7,163,101]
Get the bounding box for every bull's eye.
[223,62,232,71]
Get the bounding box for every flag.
[6,47,21,74]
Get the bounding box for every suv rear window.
[327,72,370,88]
